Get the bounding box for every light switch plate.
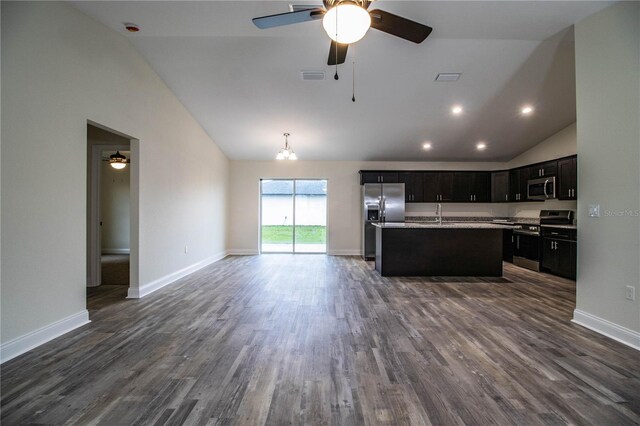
[588,204,600,217]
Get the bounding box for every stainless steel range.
[513,210,574,272]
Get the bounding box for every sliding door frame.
[259,178,328,254]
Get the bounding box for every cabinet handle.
[381,176,384,183]
[505,194,508,201]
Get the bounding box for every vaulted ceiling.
[72,1,612,161]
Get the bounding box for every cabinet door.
[510,169,527,201]
[423,172,440,202]
[378,172,398,183]
[558,157,577,200]
[360,172,380,184]
[542,238,558,271]
[398,172,424,203]
[492,171,510,202]
[541,161,558,177]
[503,229,514,262]
[555,239,575,279]
[453,172,473,202]
[472,172,491,202]
[439,172,455,201]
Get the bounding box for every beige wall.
[574,2,640,344]
[1,2,228,347]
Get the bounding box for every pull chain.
[352,59,356,102]
[334,6,339,80]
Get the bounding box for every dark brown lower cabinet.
[542,237,576,280]
[503,229,513,263]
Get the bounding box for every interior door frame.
[86,120,140,296]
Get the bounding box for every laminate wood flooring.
[2,255,639,425]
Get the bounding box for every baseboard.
[102,248,130,254]
[572,309,640,351]
[0,310,90,364]
[127,251,228,299]
[227,249,259,256]
[327,249,361,256]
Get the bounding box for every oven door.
[527,177,556,200]
[513,232,541,271]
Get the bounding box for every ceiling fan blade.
[252,8,324,29]
[369,9,433,43]
[327,41,348,65]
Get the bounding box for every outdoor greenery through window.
[260,179,327,253]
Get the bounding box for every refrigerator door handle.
[380,196,386,222]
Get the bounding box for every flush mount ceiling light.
[476,142,487,151]
[451,105,463,115]
[422,142,432,150]
[276,133,297,160]
[521,105,534,115]
[322,2,371,44]
[108,151,129,169]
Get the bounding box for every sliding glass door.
[260,179,327,253]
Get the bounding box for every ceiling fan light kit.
[322,2,371,44]
[109,151,128,169]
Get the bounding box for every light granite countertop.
[540,224,578,229]
[372,222,515,230]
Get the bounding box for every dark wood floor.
[2,256,639,425]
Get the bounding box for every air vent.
[301,70,325,81]
[289,4,322,12]
[435,73,461,82]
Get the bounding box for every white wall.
[1,2,229,351]
[101,161,130,252]
[573,2,640,346]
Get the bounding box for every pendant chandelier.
[276,133,297,160]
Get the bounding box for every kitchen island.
[373,222,513,277]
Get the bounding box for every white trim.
[0,310,90,364]
[227,249,259,256]
[127,251,228,299]
[327,249,361,256]
[572,309,640,351]
[101,248,131,254]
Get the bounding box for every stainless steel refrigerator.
[362,183,405,260]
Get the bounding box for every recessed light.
[476,142,487,150]
[422,142,432,150]
[452,105,463,115]
[521,105,534,115]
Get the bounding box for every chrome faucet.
[435,203,442,224]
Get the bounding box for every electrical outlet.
[588,204,600,217]
[184,245,188,254]
[625,286,635,301]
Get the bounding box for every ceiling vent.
[289,4,322,12]
[301,70,325,81]
[435,73,461,82]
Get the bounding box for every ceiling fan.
[252,1,433,66]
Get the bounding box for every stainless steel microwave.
[528,176,556,200]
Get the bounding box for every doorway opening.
[86,123,138,305]
[260,179,327,253]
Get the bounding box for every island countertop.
[372,222,515,230]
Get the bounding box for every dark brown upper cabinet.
[359,171,399,185]
[528,160,558,179]
[398,172,424,203]
[491,171,510,202]
[509,168,529,202]
[558,156,577,200]
[423,172,454,202]
[453,172,490,202]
